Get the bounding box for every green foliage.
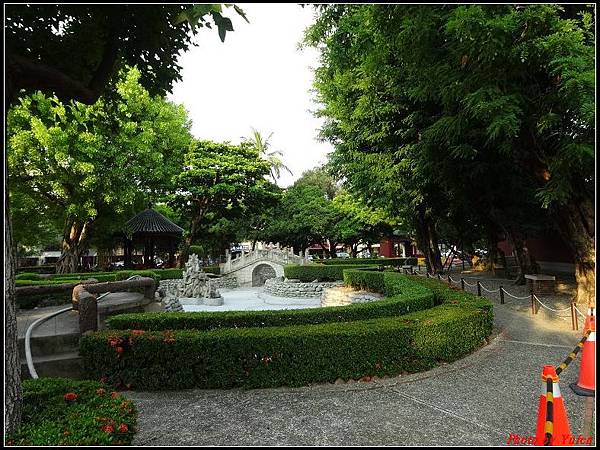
[6,378,137,446]
[8,67,193,271]
[81,274,492,390]
[5,4,246,102]
[283,264,369,282]
[114,270,160,285]
[315,257,417,266]
[304,4,595,270]
[15,273,43,281]
[170,139,280,254]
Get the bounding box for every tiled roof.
[125,208,184,236]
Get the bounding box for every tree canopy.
[305,4,595,297]
[8,67,192,272]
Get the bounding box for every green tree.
[169,140,279,262]
[306,4,594,298]
[8,68,192,273]
[4,4,245,434]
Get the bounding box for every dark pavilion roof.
[125,208,184,236]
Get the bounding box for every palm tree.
[247,128,293,182]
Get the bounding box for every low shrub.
[284,264,370,282]
[16,264,56,274]
[154,268,183,280]
[15,272,43,281]
[315,257,418,267]
[6,378,137,446]
[82,303,490,390]
[114,270,160,285]
[17,292,72,309]
[202,266,221,275]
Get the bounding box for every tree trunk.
[506,228,537,285]
[5,160,22,436]
[553,198,595,306]
[5,74,22,435]
[56,220,90,274]
[328,240,338,258]
[415,205,443,274]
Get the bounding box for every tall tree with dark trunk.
[4,3,245,435]
[306,4,594,300]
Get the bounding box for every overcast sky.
[168,3,332,187]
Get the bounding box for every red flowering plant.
[63,392,78,402]
[7,378,137,445]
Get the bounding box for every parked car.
[336,252,350,258]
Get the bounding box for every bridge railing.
[221,248,309,274]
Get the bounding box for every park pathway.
[126,275,594,446]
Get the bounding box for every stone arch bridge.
[219,249,309,287]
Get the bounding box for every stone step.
[18,332,80,360]
[21,351,83,380]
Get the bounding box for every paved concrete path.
[124,279,594,446]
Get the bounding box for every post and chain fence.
[404,266,585,330]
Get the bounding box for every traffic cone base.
[570,313,595,396]
[569,382,594,397]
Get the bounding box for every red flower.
[132,330,145,336]
[116,346,124,354]
[111,391,120,399]
[63,431,70,437]
[96,388,106,396]
[118,423,129,433]
[101,424,114,433]
[63,392,78,402]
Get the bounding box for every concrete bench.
[525,274,556,295]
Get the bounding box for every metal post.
[499,286,504,304]
[531,293,536,315]
[461,278,465,291]
[437,273,441,281]
[477,281,481,297]
[571,302,578,331]
[426,272,429,278]
[447,274,451,284]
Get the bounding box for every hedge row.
[6,378,137,446]
[283,264,371,282]
[314,257,418,266]
[81,304,490,390]
[81,273,492,390]
[15,269,185,287]
[106,280,434,331]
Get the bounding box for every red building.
[379,236,419,258]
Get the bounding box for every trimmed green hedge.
[15,272,43,281]
[315,257,418,266]
[6,378,137,446]
[284,264,371,281]
[15,269,185,287]
[81,273,492,390]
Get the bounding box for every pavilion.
[122,208,184,268]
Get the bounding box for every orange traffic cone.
[535,365,572,446]
[570,309,595,397]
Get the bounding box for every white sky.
[168,3,332,187]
